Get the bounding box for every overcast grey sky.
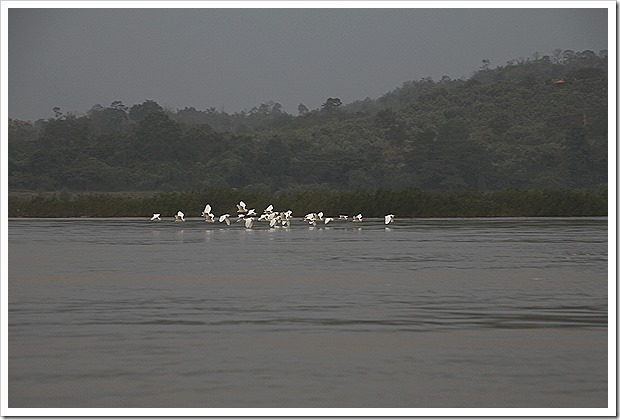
[8,5,609,121]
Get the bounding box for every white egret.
[281,210,293,227]
[269,215,280,228]
[201,204,215,222]
[352,213,363,222]
[339,215,348,220]
[324,217,334,224]
[304,212,318,226]
[244,217,254,229]
[236,201,248,213]
[219,214,231,225]
[264,204,274,214]
[175,211,185,222]
[385,214,395,225]
[150,213,161,221]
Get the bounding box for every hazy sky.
[7,4,609,121]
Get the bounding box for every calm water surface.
[8,217,608,408]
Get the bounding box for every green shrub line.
[8,187,608,218]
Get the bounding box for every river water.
[7,217,609,411]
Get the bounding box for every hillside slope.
[9,49,608,192]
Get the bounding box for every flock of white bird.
[150,200,395,228]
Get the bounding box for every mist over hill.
[9,49,608,193]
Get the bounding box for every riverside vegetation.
[8,49,608,217]
[9,188,607,218]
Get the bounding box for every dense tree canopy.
[9,49,608,194]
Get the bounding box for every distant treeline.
[8,187,608,218]
[9,49,608,193]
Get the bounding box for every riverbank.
[8,187,608,218]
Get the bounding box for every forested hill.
[9,49,608,193]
